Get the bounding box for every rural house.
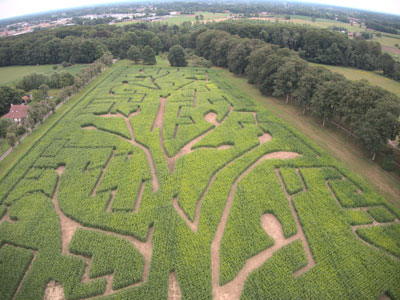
[1,104,28,123]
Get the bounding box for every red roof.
[2,104,28,120]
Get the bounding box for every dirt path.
[211,152,301,300]
[91,151,115,197]
[133,181,145,212]
[168,272,182,300]
[163,105,234,173]
[275,168,315,277]
[43,281,65,300]
[151,97,167,132]
[88,110,159,192]
[325,178,400,260]
[124,116,159,192]
[12,250,37,300]
[193,90,197,108]
[173,133,273,232]
[49,166,154,297]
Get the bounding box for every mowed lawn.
[310,62,400,98]
[0,64,88,86]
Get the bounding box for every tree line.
[193,29,400,160]
[0,53,113,151]
[208,21,400,81]
[1,20,399,82]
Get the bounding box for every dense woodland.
[0,18,400,160]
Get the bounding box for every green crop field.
[0,64,88,86]
[1,60,399,299]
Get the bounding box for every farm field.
[117,12,230,26]
[0,64,88,86]
[1,61,400,299]
[248,15,367,32]
[309,62,400,98]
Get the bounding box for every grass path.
[310,62,400,98]
[214,67,400,207]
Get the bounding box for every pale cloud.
[0,0,399,20]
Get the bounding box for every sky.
[0,0,399,20]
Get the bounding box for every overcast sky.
[0,0,399,20]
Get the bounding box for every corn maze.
[1,61,400,300]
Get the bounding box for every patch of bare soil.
[168,272,182,300]
[382,45,400,55]
[258,133,272,144]
[261,213,285,243]
[217,145,232,150]
[43,280,65,300]
[91,150,115,197]
[211,153,301,300]
[133,182,145,213]
[0,209,16,224]
[193,91,197,108]
[106,189,117,213]
[252,112,258,125]
[204,112,219,126]
[53,166,81,255]
[82,126,97,130]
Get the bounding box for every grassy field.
[0,64,88,86]
[0,60,399,299]
[118,11,230,26]
[309,62,400,98]
[248,15,367,32]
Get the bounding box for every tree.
[6,123,17,148]
[142,46,156,65]
[60,72,75,88]
[31,89,43,102]
[6,131,17,148]
[0,119,12,138]
[39,84,49,98]
[151,36,163,55]
[311,79,347,127]
[16,73,47,91]
[168,45,187,67]
[47,72,61,89]
[354,96,400,160]
[273,58,308,103]
[294,66,333,114]
[378,53,395,77]
[127,46,142,63]
[0,86,23,115]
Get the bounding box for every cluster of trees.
[17,71,74,91]
[127,45,156,65]
[194,30,400,160]
[208,21,400,80]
